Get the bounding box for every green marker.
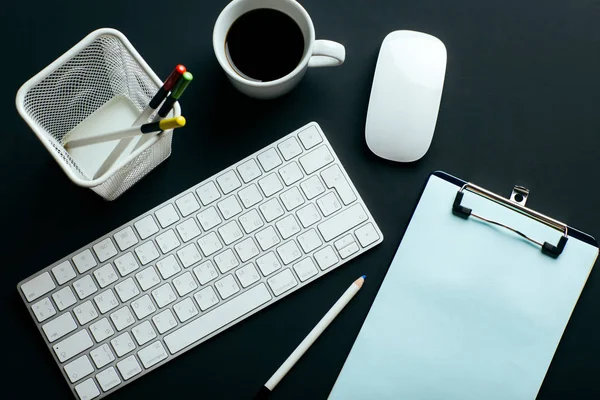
[132,72,193,152]
[157,71,193,118]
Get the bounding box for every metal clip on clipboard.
[452,183,568,258]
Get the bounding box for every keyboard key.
[175,193,200,217]
[114,252,140,276]
[236,263,261,288]
[134,215,159,240]
[117,355,142,381]
[339,242,360,259]
[217,170,242,194]
[176,243,202,268]
[90,343,115,368]
[74,275,98,299]
[275,215,301,239]
[355,223,380,247]
[89,318,115,343]
[156,229,181,254]
[321,165,357,205]
[153,309,178,334]
[135,266,161,291]
[235,237,260,262]
[110,306,135,331]
[135,241,160,265]
[217,221,242,246]
[300,176,325,200]
[293,258,319,282]
[155,204,180,228]
[21,272,56,303]
[152,283,177,308]
[165,283,272,354]
[296,203,322,228]
[317,192,341,217]
[111,331,136,357]
[42,312,77,342]
[75,378,100,400]
[156,255,182,279]
[114,278,140,302]
[218,196,243,219]
[199,231,226,255]
[278,137,303,160]
[138,341,168,369]
[94,289,120,314]
[214,248,239,273]
[280,187,305,211]
[173,298,199,323]
[176,218,202,242]
[255,226,281,251]
[93,238,118,263]
[194,286,220,311]
[73,249,98,274]
[73,301,98,325]
[53,329,94,362]
[318,203,368,241]
[237,159,262,183]
[259,198,284,222]
[297,229,323,253]
[94,263,119,288]
[239,209,264,234]
[132,321,157,346]
[278,161,304,185]
[258,173,284,197]
[256,252,282,277]
[238,184,264,208]
[173,271,198,296]
[32,297,56,322]
[257,148,282,172]
[267,269,298,296]
[334,234,355,251]
[314,246,339,270]
[96,366,121,392]
[196,181,221,205]
[277,241,302,265]
[52,261,76,285]
[299,145,334,174]
[114,227,139,251]
[215,274,240,299]
[193,260,219,285]
[131,295,156,320]
[64,354,94,383]
[197,206,222,230]
[298,125,323,149]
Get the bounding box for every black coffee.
[226,8,305,82]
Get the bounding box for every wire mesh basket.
[16,28,180,200]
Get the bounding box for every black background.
[3,0,600,399]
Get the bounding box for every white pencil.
[254,276,366,399]
[64,116,185,149]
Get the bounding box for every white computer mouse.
[365,30,447,162]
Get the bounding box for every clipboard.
[329,171,599,400]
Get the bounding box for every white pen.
[254,275,366,399]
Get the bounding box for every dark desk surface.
[4,0,600,398]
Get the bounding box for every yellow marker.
[65,116,186,149]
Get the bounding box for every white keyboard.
[18,122,383,399]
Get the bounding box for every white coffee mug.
[213,0,346,99]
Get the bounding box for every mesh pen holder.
[16,28,180,201]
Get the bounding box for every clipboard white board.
[329,172,599,400]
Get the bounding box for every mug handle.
[308,40,346,68]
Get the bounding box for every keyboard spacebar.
[164,283,272,354]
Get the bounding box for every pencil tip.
[361,275,367,279]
